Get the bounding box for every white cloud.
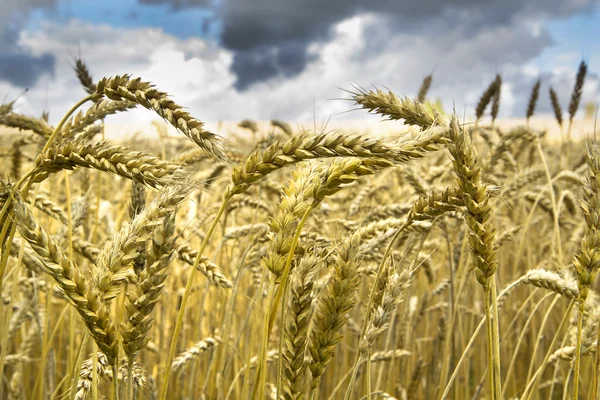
[1,15,598,135]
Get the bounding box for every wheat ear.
[447,115,501,398]
[573,144,600,398]
[12,192,119,363]
[526,79,541,123]
[95,75,228,162]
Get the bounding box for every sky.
[1,0,599,126]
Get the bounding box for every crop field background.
[0,60,599,400]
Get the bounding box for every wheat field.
[0,60,598,400]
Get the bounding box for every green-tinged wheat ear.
[75,354,147,399]
[0,99,16,116]
[475,75,501,121]
[31,139,187,189]
[417,74,433,103]
[549,86,563,128]
[0,113,53,138]
[72,237,101,263]
[351,87,449,128]
[262,163,315,280]
[129,181,147,276]
[95,75,228,162]
[519,269,579,300]
[122,213,176,356]
[405,187,465,224]
[175,242,233,288]
[312,158,394,204]
[272,119,293,136]
[308,231,361,389]
[10,140,22,179]
[95,183,194,303]
[265,158,393,281]
[121,250,174,356]
[11,192,119,363]
[60,99,137,138]
[76,353,110,400]
[573,144,600,299]
[281,254,319,400]
[239,119,258,133]
[32,192,69,225]
[227,195,270,214]
[224,223,270,241]
[407,359,426,398]
[227,127,447,197]
[526,79,541,121]
[568,61,588,123]
[447,116,498,287]
[74,57,96,95]
[491,75,502,123]
[360,268,412,352]
[171,337,220,372]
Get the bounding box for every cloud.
[0,52,55,88]
[138,0,596,89]
[3,14,597,130]
[9,19,235,123]
[0,0,57,88]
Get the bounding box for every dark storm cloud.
[230,40,316,90]
[140,0,595,90]
[0,0,57,88]
[0,52,55,88]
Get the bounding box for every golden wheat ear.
[95,75,229,163]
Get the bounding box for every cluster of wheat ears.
[0,59,597,400]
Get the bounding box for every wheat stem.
[574,300,585,400]
[520,300,575,400]
[254,206,312,400]
[160,198,228,400]
[592,317,600,399]
[127,355,134,400]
